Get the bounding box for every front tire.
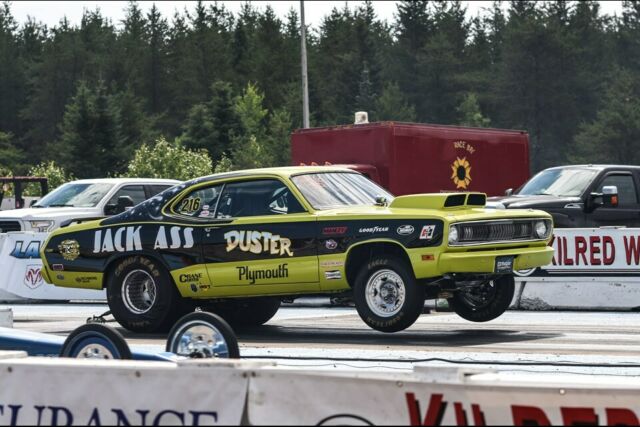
[106,256,184,333]
[353,256,425,333]
[448,275,515,322]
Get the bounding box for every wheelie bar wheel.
[60,324,132,360]
[166,311,240,359]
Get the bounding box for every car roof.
[543,165,640,171]
[189,166,357,184]
[69,178,182,185]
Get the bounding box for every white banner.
[248,370,640,426]
[0,358,248,426]
[0,233,105,301]
[517,227,640,278]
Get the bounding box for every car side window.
[107,185,147,206]
[598,175,638,206]
[175,185,224,218]
[147,185,173,198]
[215,179,305,219]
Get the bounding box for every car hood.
[488,195,582,209]
[0,207,101,221]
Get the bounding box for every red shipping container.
[291,122,530,197]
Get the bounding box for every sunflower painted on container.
[451,157,472,189]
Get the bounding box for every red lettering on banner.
[603,236,615,265]
[472,404,487,426]
[512,406,552,426]
[589,236,602,265]
[575,237,588,265]
[561,407,599,426]
[406,393,447,426]
[550,235,557,265]
[606,408,640,426]
[624,236,640,265]
[563,237,574,266]
[454,403,468,426]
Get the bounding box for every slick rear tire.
[60,324,132,359]
[448,275,515,322]
[205,297,281,328]
[353,255,425,333]
[107,256,185,334]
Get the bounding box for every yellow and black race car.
[41,167,554,333]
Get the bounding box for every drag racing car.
[39,167,554,333]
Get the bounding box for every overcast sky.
[8,1,627,30]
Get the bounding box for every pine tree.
[373,82,416,122]
[457,93,491,127]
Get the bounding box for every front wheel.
[353,256,425,333]
[106,256,185,333]
[448,275,515,322]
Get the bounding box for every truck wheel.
[353,256,425,333]
[448,275,515,322]
[107,256,183,333]
[207,297,281,328]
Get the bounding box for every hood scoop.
[390,193,487,210]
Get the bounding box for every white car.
[0,178,180,233]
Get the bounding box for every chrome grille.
[453,220,546,246]
[0,221,21,233]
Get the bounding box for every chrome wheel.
[76,344,115,359]
[365,269,406,318]
[122,270,157,314]
[169,320,231,359]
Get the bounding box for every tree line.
[1,0,640,182]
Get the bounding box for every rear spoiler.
[389,193,487,210]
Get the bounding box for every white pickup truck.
[0,178,180,233]
[0,178,180,302]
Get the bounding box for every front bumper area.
[438,245,554,275]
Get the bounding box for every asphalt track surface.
[4,301,640,375]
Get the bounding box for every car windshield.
[517,168,599,197]
[292,172,394,210]
[33,183,114,208]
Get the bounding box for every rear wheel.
[107,256,186,333]
[353,255,424,333]
[205,297,281,328]
[448,275,515,322]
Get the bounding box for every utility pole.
[300,0,310,128]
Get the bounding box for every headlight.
[448,225,459,245]
[534,220,549,239]
[29,220,55,233]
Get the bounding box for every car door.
[201,178,319,296]
[588,172,640,227]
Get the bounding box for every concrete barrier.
[0,353,636,426]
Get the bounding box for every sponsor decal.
[325,240,338,250]
[225,231,293,257]
[322,226,348,236]
[236,263,289,285]
[24,265,44,290]
[92,226,194,254]
[180,273,203,283]
[58,240,80,261]
[56,274,65,280]
[324,270,342,280]
[358,226,389,234]
[190,284,198,293]
[320,260,345,268]
[10,241,41,259]
[179,197,201,214]
[52,264,64,271]
[75,277,98,285]
[397,225,415,236]
[420,225,436,240]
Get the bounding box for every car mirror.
[117,196,135,213]
[602,185,619,208]
[505,188,513,197]
[590,185,619,209]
